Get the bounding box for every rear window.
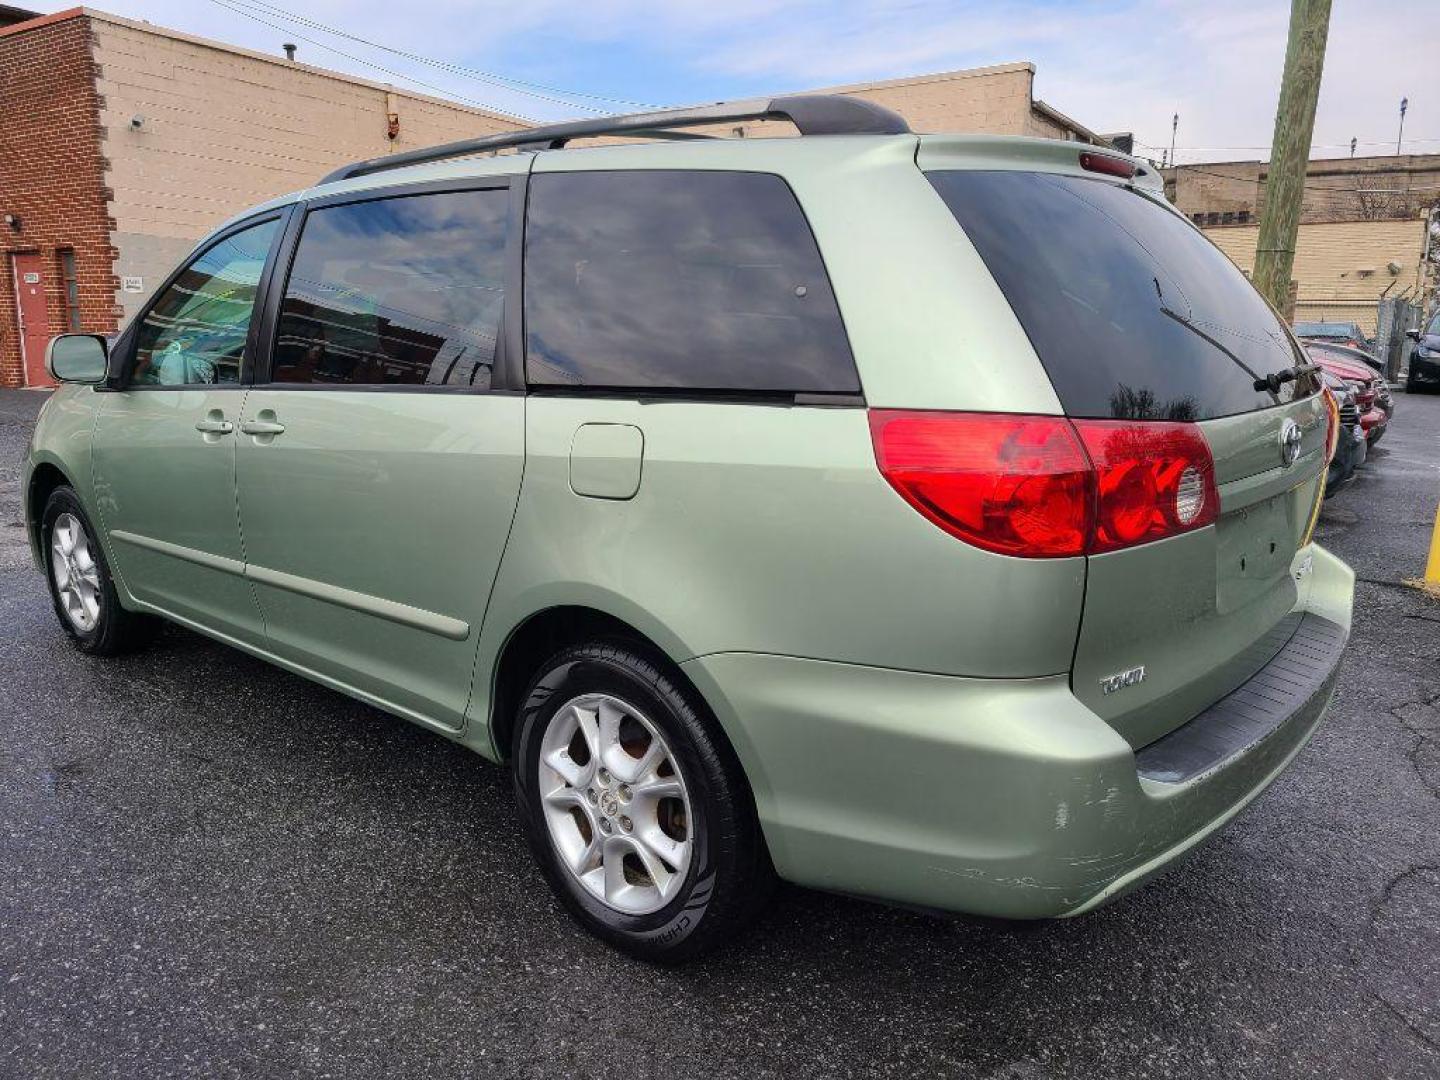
[524,170,858,394]
[928,170,1317,420]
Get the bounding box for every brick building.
[0,6,523,388]
[0,7,1109,387]
[1161,154,1440,334]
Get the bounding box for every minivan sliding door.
[233,179,525,733]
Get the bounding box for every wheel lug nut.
[586,789,598,804]
[618,785,632,802]
[620,816,633,832]
[598,768,611,785]
[599,818,613,833]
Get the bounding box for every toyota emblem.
[1279,419,1302,466]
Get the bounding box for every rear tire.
[41,486,158,656]
[512,641,773,963]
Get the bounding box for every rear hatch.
[925,160,1328,749]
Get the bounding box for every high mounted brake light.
[869,411,1219,558]
[1078,152,1137,179]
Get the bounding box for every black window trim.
[249,174,527,394]
[108,206,294,392]
[518,167,866,405]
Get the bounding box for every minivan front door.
[92,215,283,647]
[233,182,524,732]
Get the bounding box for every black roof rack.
[318,94,911,185]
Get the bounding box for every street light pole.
[1170,113,1179,168]
[1397,97,1408,156]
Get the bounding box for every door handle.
[240,420,286,435]
[194,418,234,434]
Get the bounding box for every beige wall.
[695,63,1105,144]
[90,11,526,317]
[1205,219,1427,334]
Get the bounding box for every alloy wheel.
[537,692,694,915]
[50,512,102,632]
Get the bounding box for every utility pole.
[1169,113,1179,167]
[1397,97,1408,155]
[1253,0,1331,314]
[1350,136,1357,158]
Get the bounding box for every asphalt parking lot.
[2,387,1438,1080]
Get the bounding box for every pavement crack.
[1387,690,1440,801]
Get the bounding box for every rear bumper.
[683,545,1353,919]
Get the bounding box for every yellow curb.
[1428,499,1440,587]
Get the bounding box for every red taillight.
[1071,420,1219,553]
[867,412,1092,556]
[869,411,1218,558]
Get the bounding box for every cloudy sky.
[27,0,1438,163]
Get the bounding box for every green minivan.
[25,96,1353,962]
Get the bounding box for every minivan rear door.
[926,165,1328,749]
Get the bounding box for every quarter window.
[270,189,508,388]
[132,218,279,386]
[524,170,858,394]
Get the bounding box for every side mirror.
[45,334,109,384]
[1405,328,1422,342]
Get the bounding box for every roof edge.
[0,6,83,39]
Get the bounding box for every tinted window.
[132,218,279,386]
[928,171,1317,420]
[271,189,507,387]
[524,171,857,393]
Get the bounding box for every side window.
[270,189,508,388]
[524,170,858,394]
[132,218,279,387]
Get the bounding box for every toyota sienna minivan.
[25,95,1353,962]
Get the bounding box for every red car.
[1304,342,1389,445]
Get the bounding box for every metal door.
[11,252,54,387]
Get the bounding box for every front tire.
[41,486,157,656]
[513,641,772,963]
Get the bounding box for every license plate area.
[1215,487,1305,615]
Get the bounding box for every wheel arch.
[485,604,716,767]
[26,460,74,563]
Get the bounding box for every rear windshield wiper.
[1252,363,1320,394]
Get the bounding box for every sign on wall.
[121,276,144,293]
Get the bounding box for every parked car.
[24,96,1354,962]
[1294,320,1373,353]
[1304,342,1390,446]
[1298,336,1387,380]
[1406,310,1440,392]
[1303,339,1396,420]
[1319,371,1366,495]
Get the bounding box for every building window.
[1191,213,1205,224]
[1237,210,1251,224]
[57,248,81,332]
[1206,212,1221,226]
[1221,211,1236,225]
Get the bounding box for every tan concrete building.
[1203,219,1429,335]
[714,62,1110,144]
[1164,153,1440,228]
[1159,153,1439,335]
[1,6,1109,387]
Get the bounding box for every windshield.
[927,170,1320,420]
